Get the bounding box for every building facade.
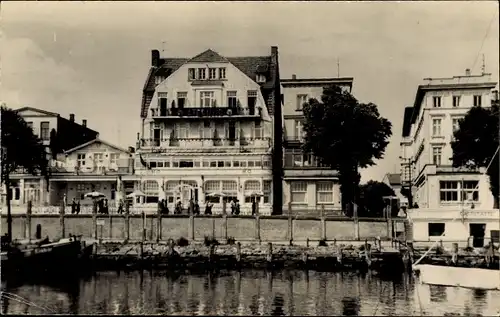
[2,107,99,211]
[136,48,281,215]
[400,70,499,245]
[281,75,353,214]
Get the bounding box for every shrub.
[204,235,219,247]
[176,237,189,247]
[318,239,328,247]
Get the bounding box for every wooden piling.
[59,201,65,239]
[167,239,174,256]
[320,205,326,241]
[306,238,309,248]
[236,242,241,263]
[93,200,98,240]
[223,213,228,241]
[27,201,32,242]
[255,215,261,244]
[337,245,343,265]
[124,203,130,242]
[190,215,195,241]
[266,242,273,263]
[302,252,308,266]
[209,244,215,263]
[451,242,458,265]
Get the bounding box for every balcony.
[284,135,304,146]
[150,107,261,119]
[139,137,271,153]
[48,160,132,175]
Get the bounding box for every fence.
[1,201,406,243]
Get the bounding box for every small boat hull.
[413,264,500,290]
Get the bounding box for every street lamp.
[399,156,414,209]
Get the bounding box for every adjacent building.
[135,47,281,215]
[280,75,353,214]
[400,69,499,245]
[2,107,99,212]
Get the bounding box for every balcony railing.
[285,135,304,143]
[151,107,261,118]
[139,137,271,150]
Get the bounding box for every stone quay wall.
[1,210,405,243]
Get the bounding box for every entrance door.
[469,223,486,248]
[228,122,236,145]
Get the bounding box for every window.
[432,96,441,108]
[317,181,334,203]
[452,118,461,133]
[290,182,307,203]
[94,153,104,171]
[294,120,303,140]
[473,95,482,107]
[297,94,308,110]
[452,96,461,107]
[432,118,442,136]
[222,180,238,204]
[201,121,211,138]
[462,181,479,202]
[491,230,499,243]
[110,153,120,166]
[197,68,206,80]
[253,121,262,138]
[256,74,266,83]
[209,68,217,79]
[142,180,159,203]
[188,68,195,80]
[219,68,226,79]
[200,91,215,108]
[247,90,257,115]
[77,154,86,167]
[440,181,459,202]
[177,92,187,109]
[432,147,442,165]
[428,223,445,237]
[40,122,50,140]
[263,180,272,204]
[227,91,237,108]
[175,123,188,138]
[158,92,168,115]
[244,180,261,203]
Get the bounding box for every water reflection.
[2,270,500,316]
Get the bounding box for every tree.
[302,85,392,215]
[358,181,399,217]
[451,103,499,208]
[1,106,49,242]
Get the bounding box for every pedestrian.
[230,199,236,215]
[194,200,200,215]
[235,199,240,215]
[251,199,256,215]
[117,199,124,214]
[76,200,81,215]
[103,199,109,214]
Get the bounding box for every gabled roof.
[15,106,59,117]
[384,173,401,186]
[140,48,279,118]
[187,49,229,63]
[64,138,131,155]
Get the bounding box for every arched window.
[222,180,238,204]
[142,180,159,203]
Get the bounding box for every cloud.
[0,33,83,109]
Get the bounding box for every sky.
[1,1,498,183]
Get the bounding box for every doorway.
[469,223,486,248]
[153,128,161,147]
[228,122,236,145]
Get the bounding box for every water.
[1,270,500,316]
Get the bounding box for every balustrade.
[151,106,260,118]
[140,137,270,150]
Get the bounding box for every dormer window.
[198,68,206,80]
[256,74,266,83]
[209,68,217,80]
[219,68,226,79]
[188,68,195,80]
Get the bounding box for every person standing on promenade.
[71,198,76,214]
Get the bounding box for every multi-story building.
[281,75,353,214]
[136,47,281,214]
[400,69,499,245]
[2,107,99,211]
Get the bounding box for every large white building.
[135,48,281,214]
[400,69,499,246]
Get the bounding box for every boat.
[413,264,500,290]
[1,235,94,279]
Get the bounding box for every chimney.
[292,74,297,80]
[151,49,160,67]
[271,46,278,64]
[82,119,87,127]
[465,68,471,76]
[69,113,75,122]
